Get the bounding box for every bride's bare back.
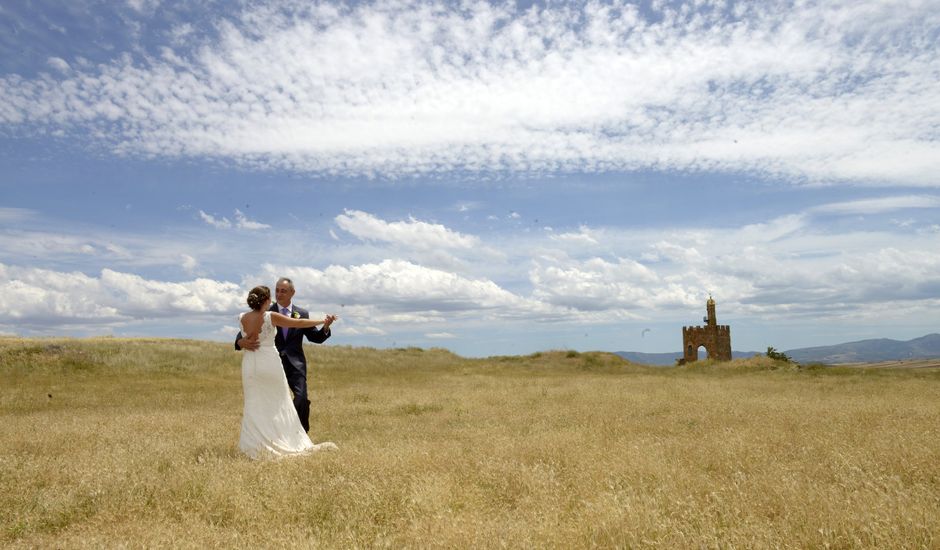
[241,308,325,339]
[240,310,267,340]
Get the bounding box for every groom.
[236,277,335,432]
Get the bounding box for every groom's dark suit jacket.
[235,303,330,431]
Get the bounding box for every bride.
[238,285,338,459]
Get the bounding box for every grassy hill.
[2,337,939,547]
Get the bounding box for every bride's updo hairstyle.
[247,286,271,310]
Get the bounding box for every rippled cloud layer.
[3,1,938,183]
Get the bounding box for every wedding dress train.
[238,311,336,459]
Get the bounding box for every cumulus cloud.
[530,256,682,311]
[257,259,560,321]
[4,200,940,339]
[2,1,937,183]
[335,209,479,250]
[519,200,940,324]
[0,263,243,326]
[729,244,940,319]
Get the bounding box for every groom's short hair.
[277,277,294,290]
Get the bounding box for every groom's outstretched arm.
[302,325,330,344]
[305,327,330,344]
[235,331,260,351]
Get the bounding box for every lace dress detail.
[237,311,316,459]
[255,309,277,348]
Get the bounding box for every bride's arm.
[270,312,325,328]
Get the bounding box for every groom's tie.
[281,307,290,339]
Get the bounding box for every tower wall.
[680,300,732,364]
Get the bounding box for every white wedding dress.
[238,311,335,459]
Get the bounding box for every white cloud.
[0,263,243,325]
[0,264,120,321]
[530,256,682,312]
[169,23,195,46]
[0,229,129,261]
[552,225,599,246]
[258,259,560,321]
[3,2,936,184]
[517,202,940,324]
[344,326,387,336]
[811,195,940,216]
[181,254,197,273]
[736,214,807,243]
[126,0,161,14]
[199,209,269,230]
[199,210,231,229]
[0,222,241,277]
[99,269,242,315]
[641,241,705,264]
[234,209,270,230]
[46,57,70,73]
[728,244,940,319]
[3,198,940,341]
[425,332,456,339]
[335,209,479,250]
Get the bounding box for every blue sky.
[1,0,939,357]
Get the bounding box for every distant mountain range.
[615,334,940,366]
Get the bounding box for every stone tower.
[679,296,732,364]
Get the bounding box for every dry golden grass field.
[2,337,939,548]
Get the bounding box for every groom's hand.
[238,334,260,351]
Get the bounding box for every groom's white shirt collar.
[278,302,293,313]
